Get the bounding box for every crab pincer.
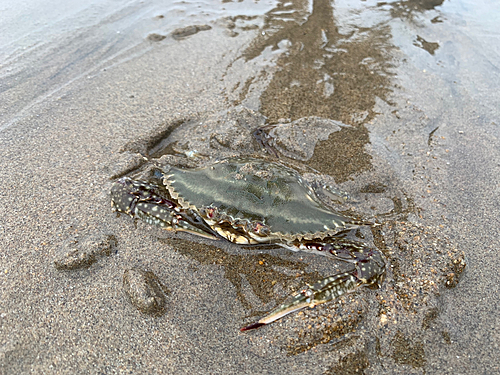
[241,269,375,331]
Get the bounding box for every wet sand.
[1,0,499,373]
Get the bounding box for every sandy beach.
[1,0,499,373]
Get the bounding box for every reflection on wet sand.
[238,0,396,180]
[377,0,444,21]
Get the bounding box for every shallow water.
[1,0,499,373]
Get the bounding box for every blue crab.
[111,157,385,330]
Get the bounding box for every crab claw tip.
[240,322,266,331]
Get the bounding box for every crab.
[111,157,385,330]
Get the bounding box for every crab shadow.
[160,237,333,315]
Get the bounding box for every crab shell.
[162,157,358,245]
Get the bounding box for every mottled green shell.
[163,158,356,241]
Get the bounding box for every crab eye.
[253,222,270,237]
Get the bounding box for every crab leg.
[241,245,385,331]
[241,272,360,331]
[111,178,218,239]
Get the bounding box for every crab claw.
[241,272,361,331]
